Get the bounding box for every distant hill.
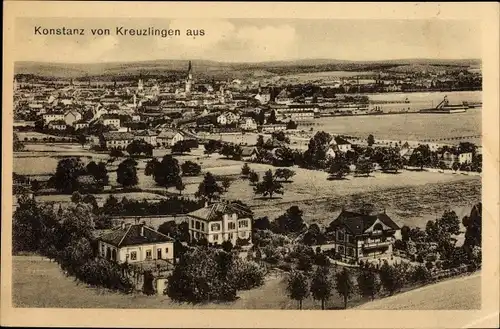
[14,58,481,80]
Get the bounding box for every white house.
[101,131,134,149]
[186,201,253,246]
[216,113,228,125]
[134,130,158,146]
[97,223,174,264]
[42,112,65,124]
[239,117,258,131]
[100,114,121,128]
[64,110,82,126]
[157,129,185,147]
[74,120,89,130]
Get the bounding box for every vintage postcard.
[2,1,499,328]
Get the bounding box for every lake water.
[314,91,482,142]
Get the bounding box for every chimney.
[121,221,126,229]
[204,201,209,208]
[140,223,145,236]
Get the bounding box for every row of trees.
[13,196,133,292]
[286,259,437,310]
[49,158,109,194]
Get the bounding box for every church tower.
[138,78,144,92]
[185,61,193,94]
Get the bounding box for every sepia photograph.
[2,2,499,328]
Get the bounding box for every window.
[238,220,248,228]
[228,222,236,230]
[211,223,221,231]
[146,250,152,260]
[195,221,201,230]
[201,223,205,231]
[337,231,344,242]
[347,247,354,257]
[130,251,137,260]
[239,232,246,238]
[213,234,219,241]
[228,233,234,240]
[348,235,354,244]
[338,246,345,254]
[191,220,194,228]
[157,249,162,259]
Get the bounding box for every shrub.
[229,259,265,290]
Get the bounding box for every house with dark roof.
[97,223,174,264]
[326,207,401,262]
[186,201,253,246]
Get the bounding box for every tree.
[248,170,260,186]
[274,168,296,182]
[438,210,460,236]
[195,172,224,203]
[409,144,432,170]
[380,148,403,173]
[256,135,265,148]
[220,176,232,192]
[303,131,332,169]
[144,158,159,176]
[379,262,404,295]
[109,148,124,158]
[303,223,326,245]
[335,267,355,309]
[86,161,109,186]
[268,110,278,124]
[271,131,290,144]
[13,133,25,152]
[204,140,221,155]
[116,158,138,188]
[287,271,310,310]
[175,178,185,195]
[158,220,178,237]
[221,240,233,252]
[367,134,375,147]
[310,267,332,310]
[77,134,86,147]
[254,169,284,199]
[357,269,381,301]
[328,154,350,179]
[401,225,411,242]
[355,157,373,177]
[464,203,481,248]
[172,141,191,154]
[274,206,306,233]
[151,155,181,187]
[286,120,298,130]
[126,139,153,157]
[181,161,201,176]
[166,248,238,303]
[71,191,83,203]
[253,216,271,231]
[52,158,85,193]
[241,163,251,178]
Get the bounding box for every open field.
[12,256,368,309]
[17,131,69,141]
[16,145,481,230]
[357,271,481,310]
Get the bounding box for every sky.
[14,18,482,63]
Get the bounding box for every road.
[356,272,481,310]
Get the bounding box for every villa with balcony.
[325,206,401,263]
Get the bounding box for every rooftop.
[98,223,173,247]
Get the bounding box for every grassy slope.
[12,256,368,309]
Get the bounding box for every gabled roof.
[49,120,67,125]
[98,223,173,247]
[187,201,253,222]
[329,210,400,235]
[102,131,134,140]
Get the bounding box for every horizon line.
[14,57,482,66]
